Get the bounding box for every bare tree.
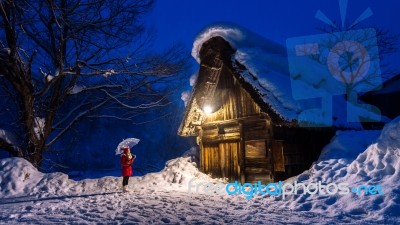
[292,24,397,96]
[0,0,189,168]
[291,23,397,125]
[316,25,398,95]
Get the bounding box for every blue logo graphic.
[286,0,382,127]
[224,181,383,200]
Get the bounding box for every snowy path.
[0,187,352,225]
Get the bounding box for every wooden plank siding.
[200,110,336,183]
[203,68,261,123]
[201,142,241,181]
[272,126,335,181]
[198,66,275,182]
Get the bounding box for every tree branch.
[46,98,110,147]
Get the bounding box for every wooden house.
[178,34,338,183]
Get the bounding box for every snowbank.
[0,154,221,198]
[136,156,221,192]
[0,158,45,197]
[270,116,400,219]
[0,157,112,197]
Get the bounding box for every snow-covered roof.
[181,24,385,133]
[192,24,285,64]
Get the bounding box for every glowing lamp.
[203,105,213,115]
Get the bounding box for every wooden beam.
[199,129,204,173]
[239,121,246,183]
[202,114,267,128]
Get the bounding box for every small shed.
[178,25,379,183]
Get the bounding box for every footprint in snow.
[324,196,336,205]
[161,217,171,223]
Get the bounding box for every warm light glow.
[203,105,213,115]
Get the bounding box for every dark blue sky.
[148,0,400,73]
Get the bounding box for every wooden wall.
[201,141,241,181]
[272,126,335,181]
[200,117,275,183]
[199,116,335,183]
[197,59,335,183]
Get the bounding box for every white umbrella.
[115,138,140,155]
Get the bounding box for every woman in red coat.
[120,146,135,192]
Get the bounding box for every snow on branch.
[39,68,58,83]
[69,85,85,95]
[33,117,45,139]
[67,84,122,95]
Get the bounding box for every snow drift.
[0,153,220,198]
[271,116,400,219]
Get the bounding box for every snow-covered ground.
[1,118,400,224]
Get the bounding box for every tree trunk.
[30,150,44,168]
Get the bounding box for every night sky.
[148,0,400,73]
